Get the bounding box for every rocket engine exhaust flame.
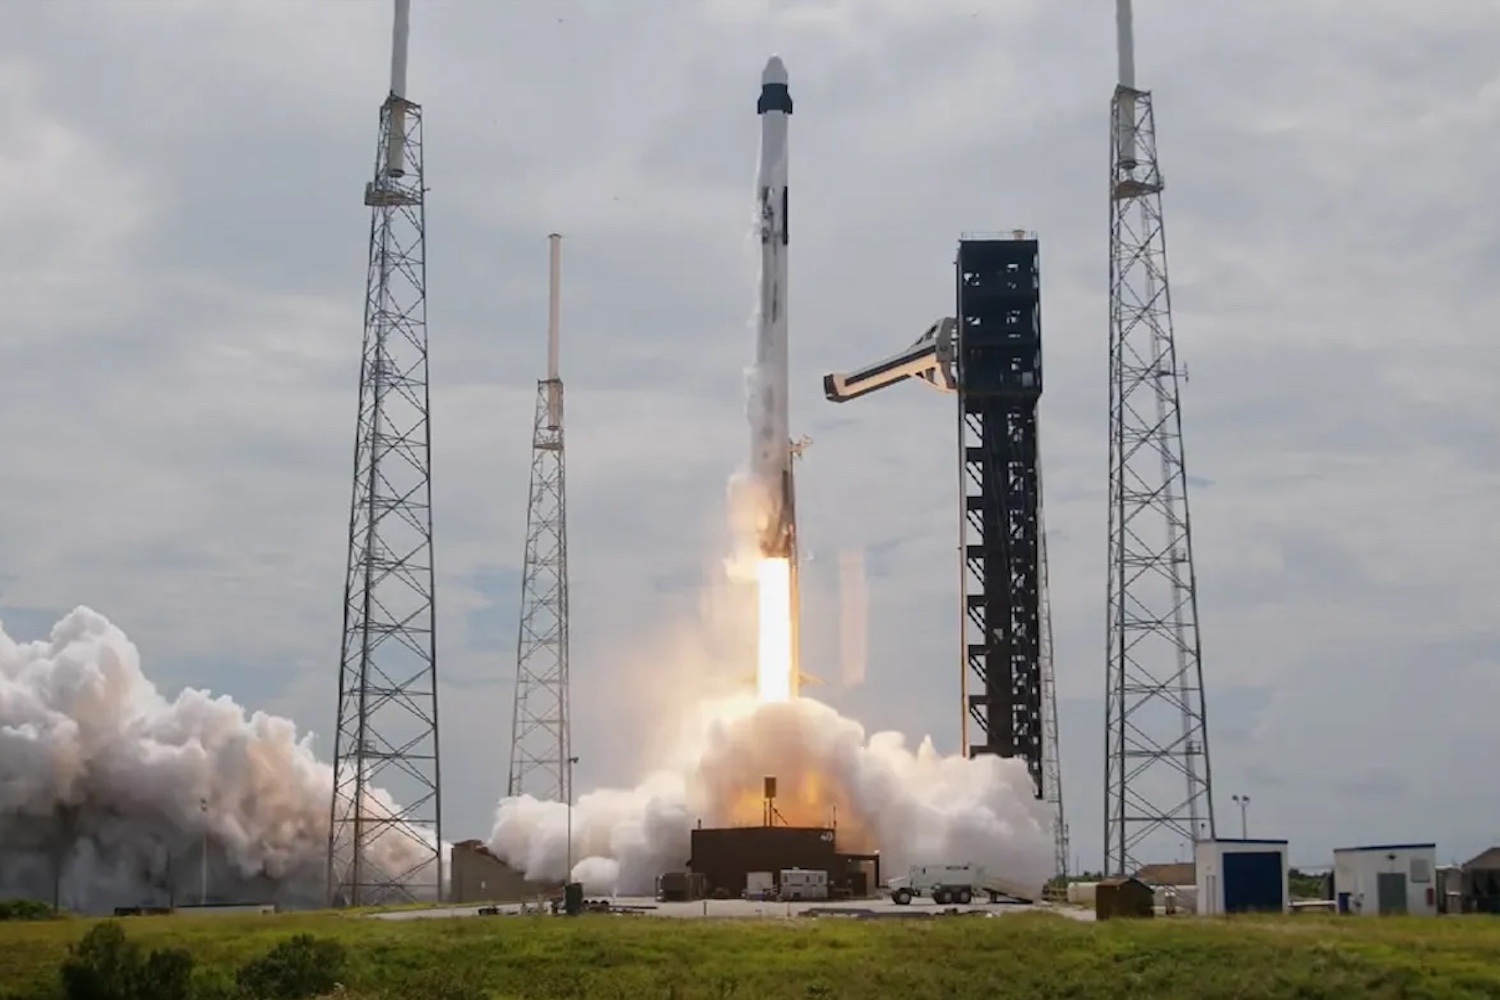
[755,557,794,702]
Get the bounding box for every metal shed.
[1195,838,1290,915]
[1331,843,1436,916]
[1461,847,1500,914]
[1095,877,1154,920]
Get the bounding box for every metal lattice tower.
[957,236,1044,794]
[506,234,572,805]
[1104,0,1216,876]
[327,0,443,907]
[1037,460,1069,880]
[820,232,1065,875]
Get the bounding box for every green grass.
[4,909,1500,999]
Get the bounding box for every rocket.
[751,55,795,560]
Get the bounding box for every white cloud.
[1,0,1497,869]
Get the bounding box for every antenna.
[390,0,410,97]
[1115,0,1135,89]
[1115,0,1138,168]
[385,0,411,177]
[546,233,562,428]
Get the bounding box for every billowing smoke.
[488,694,1054,897]
[0,607,433,912]
[2,608,1053,911]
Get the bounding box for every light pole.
[199,797,209,906]
[1231,794,1250,839]
[565,756,579,884]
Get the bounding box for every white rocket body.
[751,56,794,559]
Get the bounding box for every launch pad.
[684,779,880,899]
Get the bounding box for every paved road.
[369,896,1096,922]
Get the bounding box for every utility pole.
[565,755,580,883]
[199,797,209,906]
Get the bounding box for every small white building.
[1331,843,1437,916]
[1195,839,1290,916]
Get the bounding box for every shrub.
[58,921,195,1000]
[234,934,348,1000]
[0,898,60,921]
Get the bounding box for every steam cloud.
[0,607,431,912]
[487,695,1055,897]
[2,610,1053,911]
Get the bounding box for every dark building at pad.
[687,824,879,899]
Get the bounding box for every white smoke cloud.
[1,608,1052,911]
[487,694,1054,897]
[0,607,434,912]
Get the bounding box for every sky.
[2,0,1498,872]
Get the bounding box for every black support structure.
[957,237,1044,796]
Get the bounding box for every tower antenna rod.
[385,0,411,177]
[546,233,563,428]
[1115,0,1138,167]
[547,234,561,381]
[390,0,410,97]
[1116,0,1135,89]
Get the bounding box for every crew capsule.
[757,56,793,115]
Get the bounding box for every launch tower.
[506,235,572,804]
[821,232,1068,878]
[955,236,1044,789]
[1103,0,1216,875]
[327,0,443,906]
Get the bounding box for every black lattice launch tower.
[957,237,1043,790]
[822,232,1068,878]
[506,234,572,805]
[1104,0,1216,876]
[327,0,443,907]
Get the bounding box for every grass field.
[4,908,1500,999]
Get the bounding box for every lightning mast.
[506,234,572,805]
[327,0,443,906]
[1104,0,1216,876]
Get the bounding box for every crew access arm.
[823,318,957,403]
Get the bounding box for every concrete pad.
[368,896,1096,922]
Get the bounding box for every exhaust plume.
[0,607,437,912]
[488,694,1054,897]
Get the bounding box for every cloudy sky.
[2,0,1497,871]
